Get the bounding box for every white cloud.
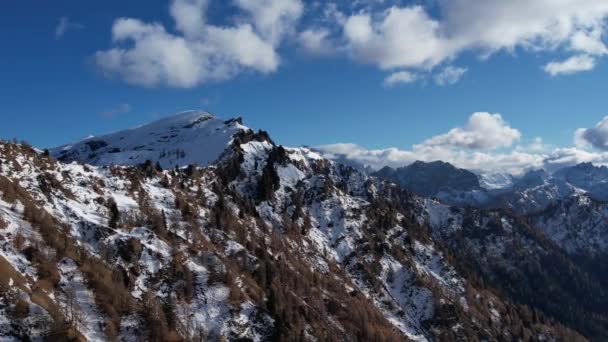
[420,112,521,150]
[315,138,608,175]
[315,141,546,175]
[55,16,83,39]
[235,0,303,44]
[95,1,608,87]
[205,25,280,73]
[315,112,608,174]
[305,0,608,81]
[574,128,591,149]
[516,137,548,153]
[440,0,608,51]
[383,71,417,87]
[313,112,582,174]
[95,0,302,88]
[434,66,467,86]
[543,54,596,76]
[298,28,334,55]
[169,0,208,38]
[576,116,608,150]
[570,29,608,55]
[343,7,450,70]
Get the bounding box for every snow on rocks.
[51,111,250,168]
[56,258,107,341]
[0,198,40,280]
[105,227,173,299]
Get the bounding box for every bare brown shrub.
[0,175,30,204]
[13,232,25,250]
[79,254,136,332]
[141,290,180,342]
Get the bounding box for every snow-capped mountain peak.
[477,171,515,190]
[51,110,250,168]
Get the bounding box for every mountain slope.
[529,194,608,255]
[0,113,592,341]
[51,111,248,168]
[425,199,608,339]
[553,163,608,200]
[373,161,482,197]
[373,161,492,209]
[488,169,579,214]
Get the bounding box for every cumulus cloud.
[95,1,608,87]
[95,0,302,88]
[235,0,303,44]
[315,143,417,169]
[55,16,83,39]
[314,112,529,173]
[169,0,208,38]
[298,28,335,55]
[313,112,608,175]
[544,55,596,76]
[301,0,608,82]
[420,112,521,150]
[315,141,546,175]
[516,137,548,153]
[570,29,608,55]
[315,138,608,175]
[342,7,450,70]
[576,116,608,150]
[440,0,608,52]
[383,71,417,87]
[434,66,467,86]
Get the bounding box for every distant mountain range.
[372,160,608,213]
[374,161,482,197]
[0,111,606,341]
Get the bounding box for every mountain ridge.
[51,111,248,169]
[0,111,604,341]
[373,160,482,197]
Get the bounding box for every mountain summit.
[51,111,248,168]
[373,160,482,197]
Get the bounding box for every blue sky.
[2,0,608,173]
